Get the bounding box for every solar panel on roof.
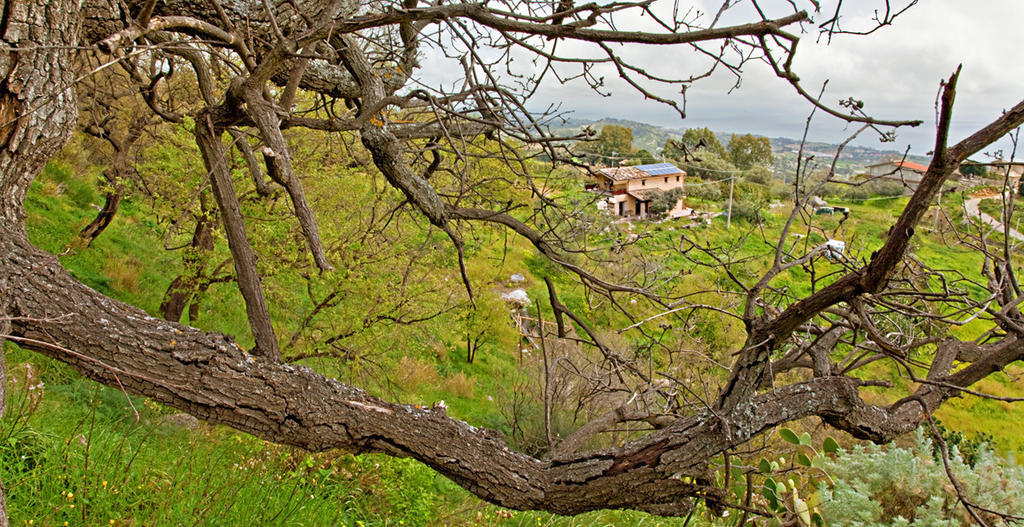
[635,163,681,176]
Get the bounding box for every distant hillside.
[768,136,931,174]
[553,117,679,154]
[551,117,931,175]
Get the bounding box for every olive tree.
[1,0,1023,523]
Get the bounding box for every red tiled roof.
[868,160,929,173]
[896,161,929,172]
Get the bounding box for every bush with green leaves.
[743,165,774,185]
[768,182,793,201]
[726,199,767,224]
[839,183,873,201]
[687,180,723,202]
[867,179,909,197]
[648,187,684,216]
[685,151,739,181]
[817,429,1024,526]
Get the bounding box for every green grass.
[5,155,1023,525]
[8,159,712,525]
[1,347,477,526]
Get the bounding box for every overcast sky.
[524,1,1024,157]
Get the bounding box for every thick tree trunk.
[0,1,80,525]
[0,2,79,224]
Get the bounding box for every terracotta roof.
[599,166,648,182]
[896,161,928,172]
[627,189,659,201]
[867,160,929,173]
[598,163,684,182]
[877,172,924,184]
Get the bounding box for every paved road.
[963,197,1024,242]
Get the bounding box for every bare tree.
[1,0,1023,522]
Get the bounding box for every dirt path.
[963,196,1024,241]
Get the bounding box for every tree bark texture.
[0,1,80,524]
[79,188,122,245]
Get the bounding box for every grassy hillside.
[3,147,1022,525]
[5,159,703,526]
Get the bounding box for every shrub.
[648,187,684,216]
[743,165,773,185]
[686,151,739,180]
[769,182,793,201]
[818,429,1024,526]
[840,183,873,201]
[867,179,909,197]
[687,181,723,202]
[727,199,767,224]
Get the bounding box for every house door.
[618,201,624,216]
[634,200,641,216]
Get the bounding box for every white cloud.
[524,0,1024,156]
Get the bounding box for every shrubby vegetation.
[819,430,1024,526]
[687,181,724,202]
[649,187,684,216]
[727,199,767,224]
[10,139,1024,525]
[727,134,774,170]
[821,179,909,201]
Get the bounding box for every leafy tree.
[664,127,727,161]
[631,148,657,164]
[686,180,723,202]
[684,151,739,181]
[743,165,773,185]
[459,293,518,364]
[726,198,767,224]
[662,138,685,160]
[960,161,988,177]
[728,133,774,170]
[648,187,684,216]
[577,124,634,161]
[682,127,728,158]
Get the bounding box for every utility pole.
[727,175,735,229]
